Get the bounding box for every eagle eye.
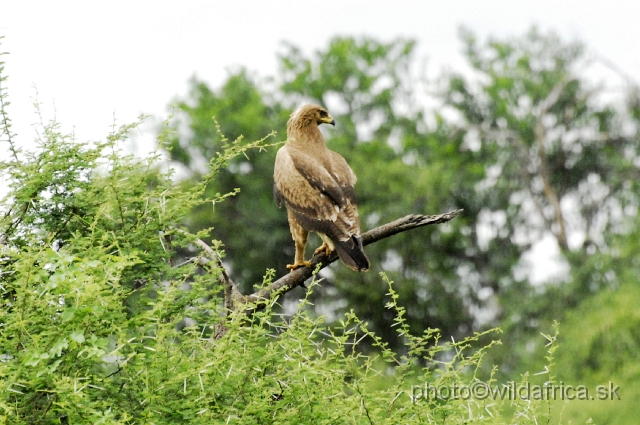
[319,110,328,117]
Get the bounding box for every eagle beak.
[320,114,335,126]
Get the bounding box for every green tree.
[166,37,483,350]
[446,27,639,258]
[162,30,640,384]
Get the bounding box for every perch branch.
[243,209,463,305]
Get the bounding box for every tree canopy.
[0,47,554,424]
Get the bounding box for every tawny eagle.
[274,104,370,272]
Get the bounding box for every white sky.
[1,0,639,150]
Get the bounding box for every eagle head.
[289,104,336,130]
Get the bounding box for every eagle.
[274,104,370,272]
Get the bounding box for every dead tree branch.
[243,209,463,305]
[174,209,463,314]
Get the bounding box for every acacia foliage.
[0,62,560,423]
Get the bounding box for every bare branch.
[174,210,462,323]
[534,77,572,251]
[172,256,210,269]
[243,209,463,305]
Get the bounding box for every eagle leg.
[287,240,311,270]
[287,215,311,271]
[313,233,335,257]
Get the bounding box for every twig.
[172,256,210,269]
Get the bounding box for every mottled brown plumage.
[274,104,370,272]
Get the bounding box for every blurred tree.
[166,38,485,349]
[525,209,640,424]
[441,27,640,372]
[447,27,639,255]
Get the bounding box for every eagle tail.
[333,235,370,272]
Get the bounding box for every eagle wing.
[274,144,360,242]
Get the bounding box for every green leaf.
[49,338,69,357]
[61,308,76,322]
[70,330,85,344]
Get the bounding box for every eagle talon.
[313,243,332,256]
[286,260,312,271]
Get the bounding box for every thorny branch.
[173,229,243,313]
[0,50,19,163]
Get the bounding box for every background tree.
[440,27,640,374]
[166,70,291,288]
[167,37,483,350]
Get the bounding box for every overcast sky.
[2,0,639,150]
